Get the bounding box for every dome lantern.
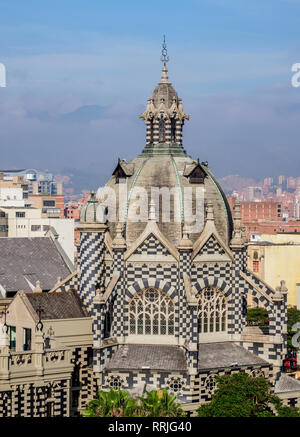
[139,36,189,156]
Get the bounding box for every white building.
[0,187,31,208]
[0,206,75,264]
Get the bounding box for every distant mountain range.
[219,175,261,193]
[55,168,262,200]
[54,167,105,198]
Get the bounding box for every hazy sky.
[1,0,300,185]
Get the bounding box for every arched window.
[197,287,227,333]
[253,251,259,272]
[158,120,166,143]
[129,288,174,335]
[149,120,154,143]
[171,118,176,142]
[104,297,115,339]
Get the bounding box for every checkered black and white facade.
[74,219,290,411]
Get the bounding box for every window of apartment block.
[43,200,55,207]
[43,225,50,231]
[23,328,32,351]
[31,225,41,232]
[16,212,25,218]
[43,208,60,214]
[8,326,16,350]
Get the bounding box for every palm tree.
[83,388,138,417]
[138,389,185,417]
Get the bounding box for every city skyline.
[1,0,300,183]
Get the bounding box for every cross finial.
[161,35,169,67]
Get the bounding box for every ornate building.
[1,42,300,416]
[54,42,300,414]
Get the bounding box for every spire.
[112,222,126,249]
[230,200,245,248]
[160,35,169,84]
[177,224,193,250]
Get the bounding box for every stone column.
[111,223,127,341]
[230,200,247,335]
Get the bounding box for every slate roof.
[25,290,89,320]
[0,237,72,294]
[274,374,300,394]
[106,344,187,372]
[198,342,268,370]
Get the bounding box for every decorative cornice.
[77,222,107,233]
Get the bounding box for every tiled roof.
[0,237,72,293]
[106,344,187,372]
[274,374,300,394]
[25,290,89,320]
[198,342,268,370]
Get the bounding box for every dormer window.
[189,165,206,184]
[158,120,166,143]
[112,162,128,184]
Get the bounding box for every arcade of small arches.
[148,115,178,144]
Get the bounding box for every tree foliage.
[197,372,300,417]
[247,308,268,326]
[82,388,138,417]
[83,387,185,417]
[287,306,300,350]
[138,389,185,417]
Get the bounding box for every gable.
[124,220,179,262]
[193,234,233,262]
[133,234,170,257]
[6,292,37,328]
[198,235,225,256]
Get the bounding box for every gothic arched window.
[129,288,174,335]
[197,287,227,333]
[171,118,176,142]
[149,120,154,143]
[158,120,166,143]
[104,298,114,339]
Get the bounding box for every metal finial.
[161,35,169,67]
[35,305,44,332]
